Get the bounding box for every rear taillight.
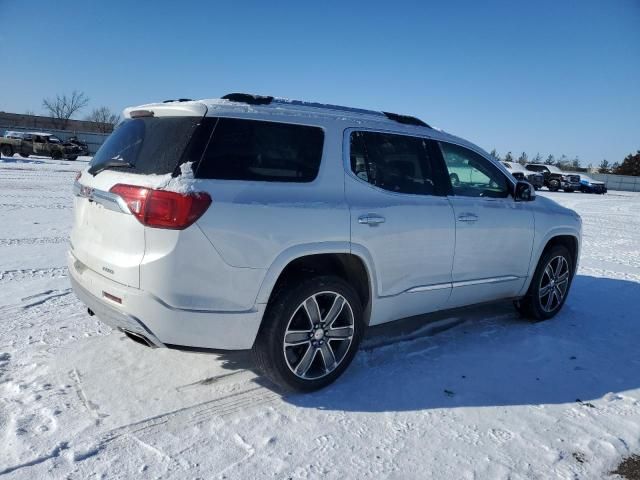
[109,184,211,230]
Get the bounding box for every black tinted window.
[195,118,323,182]
[350,131,440,195]
[90,117,201,175]
[440,142,509,198]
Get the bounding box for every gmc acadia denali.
[69,93,582,391]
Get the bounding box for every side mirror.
[514,181,535,202]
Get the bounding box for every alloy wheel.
[539,255,570,313]
[283,291,355,380]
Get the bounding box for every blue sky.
[0,0,638,164]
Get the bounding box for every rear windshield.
[90,116,201,175]
[194,118,324,182]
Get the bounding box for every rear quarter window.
[194,118,324,182]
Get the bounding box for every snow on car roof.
[124,95,496,164]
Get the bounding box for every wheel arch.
[520,231,580,295]
[256,245,376,326]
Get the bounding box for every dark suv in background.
[525,164,581,192]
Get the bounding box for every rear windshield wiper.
[88,160,135,176]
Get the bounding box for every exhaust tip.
[122,329,156,348]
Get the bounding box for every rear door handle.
[457,213,478,223]
[358,214,386,225]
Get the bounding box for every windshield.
[546,165,562,173]
[89,116,201,175]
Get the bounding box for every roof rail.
[382,112,431,128]
[163,98,193,103]
[222,93,274,105]
[272,98,386,118]
[220,93,431,128]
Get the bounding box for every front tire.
[515,244,574,321]
[548,179,560,192]
[51,150,63,160]
[252,276,364,392]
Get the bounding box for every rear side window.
[90,117,201,175]
[195,118,324,182]
[349,131,441,195]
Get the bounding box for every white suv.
[69,93,582,391]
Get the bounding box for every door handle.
[358,214,386,225]
[457,213,478,223]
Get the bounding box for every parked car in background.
[69,93,581,392]
[66,136,89,156]
[578,174,607,194]
[501,161,544,190]
[525,164,581,192]
[4,131,25,140]
[0,132,82,160]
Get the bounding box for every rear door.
[70,105,206,287]
[437,141,534,307]
[346,130,455,324]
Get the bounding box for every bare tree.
[85,106,121,133]
[42,90,89,130]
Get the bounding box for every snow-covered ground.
[1,155,639,479]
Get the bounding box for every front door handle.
[457,213,478,223]
[358,214,386,225]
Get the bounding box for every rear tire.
[19,152,30,158]
[514,244,574,321]
[252,275,364,392]
[51,150,62,160]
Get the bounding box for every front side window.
[440,142,509,198]
[350,131,439,195]
[195,118,324,182]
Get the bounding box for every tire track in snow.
[0,237,68,247]
[0,203,70,210]
[70,385,280,462]
[0,267,68,284]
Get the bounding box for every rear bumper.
[68,251,264,350]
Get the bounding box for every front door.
[437,141,534,307]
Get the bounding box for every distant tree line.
[40,90,120,132]
[489,149,640,177]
